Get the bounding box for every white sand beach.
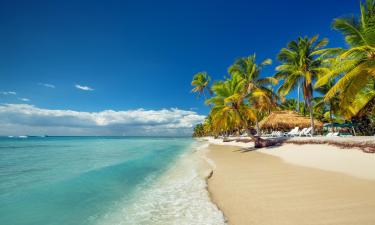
[201,137,375,225]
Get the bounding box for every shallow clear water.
[0,136,225,225]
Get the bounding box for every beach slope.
[206,144,375,225]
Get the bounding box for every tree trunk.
[234,109,277,148]
[329,103,334,132]
[297,82,301,112]
[255,117,260,136]
[244,128,276,148]
[307,98,315,136]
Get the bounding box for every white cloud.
[38,83,55,88]
[75,84,94,91]
[1,91,17,95]
[0,104,205,136]
[18,98,30,102]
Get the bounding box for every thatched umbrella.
[259,110,323,130]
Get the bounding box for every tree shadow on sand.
[230,136,375,154]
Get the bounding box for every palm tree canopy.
[191,71,211,98]
[229,54,277,94]
[315,0,375,119]
[275,35,328,135]
[206,74,257,132]
[275,35,328,99]
[228,54,278,117]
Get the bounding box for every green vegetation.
[275,35,328,136]
[191,71,212,100]
[192,0,375,141]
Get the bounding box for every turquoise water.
[0,136,224,225]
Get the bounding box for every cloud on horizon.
[0,104,205,136]
[75,84,94,91]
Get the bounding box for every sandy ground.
[204,141,375,225]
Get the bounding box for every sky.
[0,0,360,135]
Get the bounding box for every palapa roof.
[259,110,323,130]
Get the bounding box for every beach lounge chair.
[326,132,339,137]
[266,131,276,137]
[285,127,299,137]
[272,131,283,137]
[297,128,307,137]
[300,127,313,137]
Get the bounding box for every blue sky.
[0,0,360,135]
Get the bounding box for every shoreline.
[200,138,375,225]
[97,141,227,225]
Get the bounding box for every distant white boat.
[18,136,27,138]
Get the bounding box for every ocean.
[0,136,225,225]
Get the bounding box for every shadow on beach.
[229,136,375,154]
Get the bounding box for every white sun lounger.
[297,128,307,136]
[326,132,339,137]
[300,127,313,137]
[265,131,277,137]
[285,127,299,137]
[272,131,283,137]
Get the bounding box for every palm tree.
[315,0,375,119]
[313,79,341,131]
[191,72,212,100]
[192,123,205,137]
[206,77,246,136]
[228,54,278,134]
[206,74,274,148]
[275,35,328,136]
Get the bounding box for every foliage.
[275,35,328,135]
[315,0,375,119]
[279,98,301,112]
[192,0,375,138]
[191,71,212,99]
[228,54,278,133]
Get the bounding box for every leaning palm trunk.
[244,127,275,148]
[235,109,276,148]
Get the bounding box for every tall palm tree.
[191,72,212,100]
[206,74,274,148]
[228,54,278,134]
[315,0,375,119]
[275,35,328,135]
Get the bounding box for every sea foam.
[97,142,226,225]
